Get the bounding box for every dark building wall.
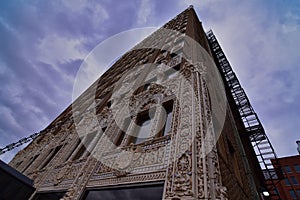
[217,113,250,199]
[0,160,35,200]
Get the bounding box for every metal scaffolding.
[206,30,282,199]
[0,132,40,155]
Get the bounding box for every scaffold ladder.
[206,30,282,199]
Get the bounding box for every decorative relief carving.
[114,150,134,170]
[194,70,228,200]
[61,158,98,200]
[163,65,228,199]
[27,170,45,187]
[128,83,165,115]
[173,153,193,196]
[140,98,158,111]
[77,110,99,137]
[41,161,84,187]
[112,168,128,178]
[97,106,111,127]
[88,171,166,188]
[165,76,194,199]
[91,140,170,181]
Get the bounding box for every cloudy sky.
[0,0,299,163]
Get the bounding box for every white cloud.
[0,106,23,133]
[37,34,84,65]
[35,34,86,89]
[91,3,109,27]
[282,11,300,33]
[137,0,154,25]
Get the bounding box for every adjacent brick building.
[268,153,300,199]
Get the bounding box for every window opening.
[40,145,62,169]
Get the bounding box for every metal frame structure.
[0,133,40,155]
[206,30,283,199]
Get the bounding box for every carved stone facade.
[9,6,264,200]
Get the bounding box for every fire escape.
[206,30,282,199]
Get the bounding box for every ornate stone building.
[9,6,268,200]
